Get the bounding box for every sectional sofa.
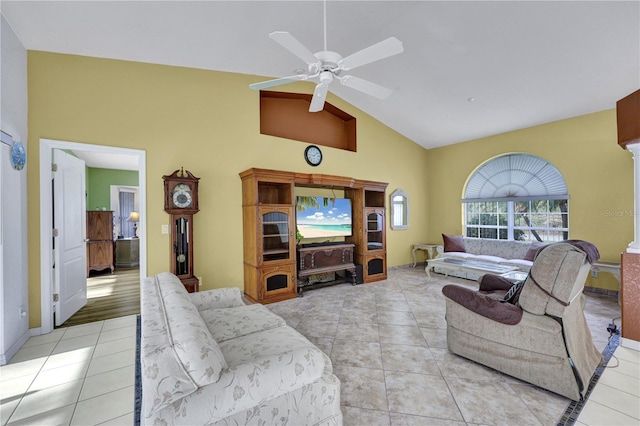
[434,235,546,280]
[140,272,342,425]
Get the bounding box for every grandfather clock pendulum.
[163,168,200,292]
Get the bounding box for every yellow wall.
[26,51,429,327]
[426,110,634,291]
[27,52,632,327]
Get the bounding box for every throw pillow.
[523,241,546,261]
[503,279,526,305]
[442,234,466,252]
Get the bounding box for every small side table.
[590,261,621,304]
[412,244,438,267]
[115,238,140,268]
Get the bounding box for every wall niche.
[259,91,356,152]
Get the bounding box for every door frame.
[39,138,146,334]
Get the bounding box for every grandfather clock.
[163,168,200,292]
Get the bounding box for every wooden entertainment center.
[240,168,387,304]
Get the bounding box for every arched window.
[463,153,569,242]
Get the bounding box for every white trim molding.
[38,138,146,334]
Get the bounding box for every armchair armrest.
[189,287,245,310]
[204,346,327,421]
[442,285,523,325]
[478,274,515,292]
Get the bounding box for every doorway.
[39,138,146,334]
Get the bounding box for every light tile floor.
[1,315,137,425]
[1,267,637,425]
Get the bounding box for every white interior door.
[53,149,87,326]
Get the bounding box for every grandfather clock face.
[163,168,199,215]
[172,184,193,209]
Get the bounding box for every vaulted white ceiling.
[2,1,639,150]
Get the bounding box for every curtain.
[119,191,135,238]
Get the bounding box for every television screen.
[296,196,352,238]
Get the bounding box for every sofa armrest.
[436,245,444,257]
[189,287,245,310]
[201,346,327,420]
[442,285,523,325]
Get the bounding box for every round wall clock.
[304,145,323,167]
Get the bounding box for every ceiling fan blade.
[309,84,329,112]
[270,31,320,66]
[339,37,404,71]
[249,74,309,90]
[339,75,393,99]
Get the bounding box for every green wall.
[86,167,139,210]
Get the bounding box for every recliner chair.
[442,241,602,400]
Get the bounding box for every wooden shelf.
[259,91,356,152]
[241,168,388,303]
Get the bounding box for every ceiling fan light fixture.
[319,71,333,85]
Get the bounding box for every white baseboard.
[0,329,30,365]
[30,327,44,336]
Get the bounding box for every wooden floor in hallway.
[58,267,140,328]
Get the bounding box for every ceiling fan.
[249,2,404,112]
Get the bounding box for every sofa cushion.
[473,254,507,264]
[141,275,199,415]
[524,242,547,261]
[179,345,329,423]
[200,304,286,342]
[440,252,476,261]
[219,325,330,369]
[189,287,245,310]
[475,238,530,259]
[442,234,466,252]
[155,273,228,386]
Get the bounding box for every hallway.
[58,268,140,328]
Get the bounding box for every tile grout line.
[4,329,68,425]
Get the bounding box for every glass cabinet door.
[366,211,384,251]
[262,210,291,262]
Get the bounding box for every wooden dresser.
[86,211,114,276]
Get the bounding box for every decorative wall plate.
[10,141,26,170]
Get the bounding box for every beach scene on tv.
[296,196,352,238]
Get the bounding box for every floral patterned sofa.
[434,235,546,280]
[140,272,342,425]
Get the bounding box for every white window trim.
[390,189,409,230]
